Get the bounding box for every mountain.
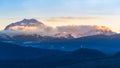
[0,18,118,53]
[0,42,119,68]
[0,48,106,68]
[71,48,106,59]
[0,42,68,60]
[55,57,120,68]
[56,49,120,68]
[4,19,45,31]
[0,32,119,54]
[28,34,120,54]
[46,48,106,67]
[0,34,120,54]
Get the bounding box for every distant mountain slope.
[56,50,120,68]
[56,57,120,68]
[0,48,107,68]
[44,48,106,67]
[71,48,106,59]
[0,42,68,60]
[28,34,119,52]
[0,34,120,54]
[0,34,120,55]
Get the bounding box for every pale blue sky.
[1,0,120,17]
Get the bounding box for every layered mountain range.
[0,19,119,53]
[0,19,120,68]
[1,41,120,68]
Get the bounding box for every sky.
[1,0,120,32]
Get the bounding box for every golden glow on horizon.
[9,26,38,31]
[93,25,112,32]
[0,16,120,33]
[40,17,120,33]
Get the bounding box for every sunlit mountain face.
[93,26,111,32]
[2,19,116,38]
[4,19,45,31]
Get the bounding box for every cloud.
[56,25,113,37]
[3,24,113,38]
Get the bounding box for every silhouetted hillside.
[0,42,68,60]
[0,47,107,68]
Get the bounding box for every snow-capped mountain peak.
[4,19,45,31]
[19,19,43,26]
